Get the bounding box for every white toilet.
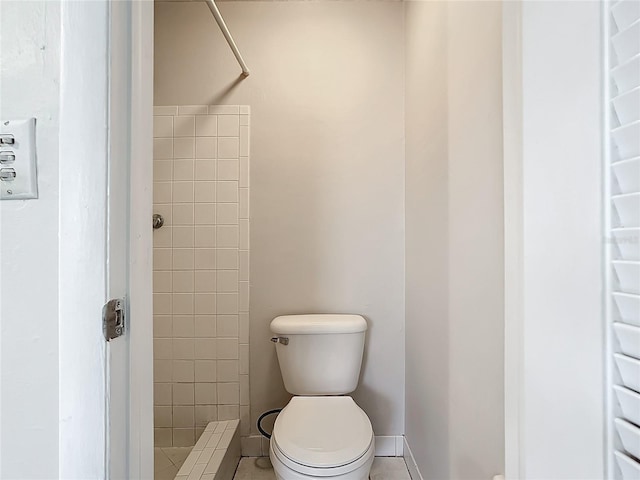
[269,314,375,480]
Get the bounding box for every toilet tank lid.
[271,314,367,334]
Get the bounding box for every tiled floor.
[233,457,412,480]
[156,450,412,480]
[155,447,193,480]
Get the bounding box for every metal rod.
[204,0,250,77]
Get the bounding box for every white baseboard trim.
[241,434,406,458]
[403,437,424,480]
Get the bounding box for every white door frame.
[58,0,154,478]
[502,2,524,478]
[127,0,155,478]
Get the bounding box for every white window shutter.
[608,1,640,478]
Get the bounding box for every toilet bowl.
[269,315,374,480]
[270,397,374,480]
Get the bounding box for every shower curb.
[175,419,241,480]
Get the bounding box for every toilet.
[269,314,375,480]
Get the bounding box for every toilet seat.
[271,396,374,475]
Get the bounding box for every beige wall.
[404,1,504,478]
[404,1,450,478]
[155,0,406,437]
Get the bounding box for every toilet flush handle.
[270,336,289,346]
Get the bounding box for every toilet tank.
[270,314,367,395]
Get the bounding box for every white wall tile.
[174,116,195,137]
[217,338,239,360]
[154,182,172,204]
[154,105,178,116]
[195,161,216,181]
[216,249,238,270]
[195,383,217,405]
[194,270,216,292]
[173,406,195,428]
[216,204,238,225]
[194,181,216,202]
[173,360,195,382]
[217,271,238,293]
[179,105,207,115]
[217,137,239,159]
[216,226,239,248]
[194,204,215,225]
[173,339,195,360]
[153,226,172,248]
[154,160,173,181]
[194,293,216,315]
[172,182,194,203]
[218,115,239,137]
[154,138,173,159]
[217,383,239,405]
[217,160,239,181]
[218,405,239,421]
[195,137,217,158]
[209,105,239,115]
[154,271,172,293]
[154,360,172,383]
[173,249,195,271]
[154,116,173,138]
[217,315,238,338]
[173,316,195,338]
[153,105,249,445]
[217,360,239,382]
[195,316,216,338]
[173,159,194,181]
[154,383,172,406]
[155,428,173,448]
[174,137,195,159]
[154,339,172,360]
[173,383,195,405]
[194,249,216,270]
[194,226,215,248]
[195,360,217,382]
[173,428,195,447]
[173,227,194,249]
[216,293,238,315]
[195,338,217,360]
[216,182,238,203]
[154,315,173,338]
[195,406,218,426]
[239,126,249,156]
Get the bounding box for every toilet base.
[269,440,374,480]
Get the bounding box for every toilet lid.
[272,396,373,468]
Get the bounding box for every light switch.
[0,118,38,200]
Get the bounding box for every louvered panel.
[612,20,640,63]
[612,0,640,31]
[614,293,640,326]
[614,323,640,358]
[612,158,640,194]
[608,3,640,478]
[612,121,640,159]
[612,193,640,227]
[612,55,640,93]
[613,87,640,124]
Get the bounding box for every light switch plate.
[0,118,38,200]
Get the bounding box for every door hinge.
[103,298,125,341]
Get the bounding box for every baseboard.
[403,437,424,480]
[241,434,405,458]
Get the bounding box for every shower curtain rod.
[204,0,250,77]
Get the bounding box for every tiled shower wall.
[152,105,250,447]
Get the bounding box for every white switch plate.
[0,118,38,200]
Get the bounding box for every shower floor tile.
[155,447,193,480]
[233,456,412,480]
